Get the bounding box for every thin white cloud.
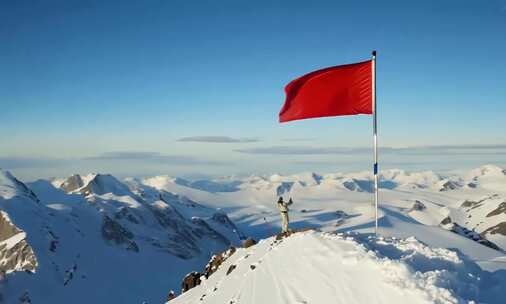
[84,151,227,165]
[0,157,72,169]
[281,137,318,142]
[177,136,259,143]
[235,146,371,155]
[0,152,228,170]
[235,144,506,155]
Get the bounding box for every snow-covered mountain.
[0,170,242,303]
[143,165,506,253]
[1,165,506,303]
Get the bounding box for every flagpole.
[372,50,379,235]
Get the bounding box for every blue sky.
[1,0,505,180]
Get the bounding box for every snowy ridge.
[0,169,243,303]
[171,231,505,304]
[144,165,505,195]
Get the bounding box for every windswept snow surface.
[171,231,505,304]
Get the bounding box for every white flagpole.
[372,50,379,235]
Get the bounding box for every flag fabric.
[279,60,373,123]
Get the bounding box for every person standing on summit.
[277,197,293,233]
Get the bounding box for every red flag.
[279,60,373,123]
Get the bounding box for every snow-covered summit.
[171,231,505,304]
[466,164,506,178]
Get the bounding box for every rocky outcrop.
[59,174,84,193]
[440,217,502,251]
[191,217,230,247]
[242,238,256,248]
[439,180,460,191]
[101,215,139,252]
[410,200,426,211]
[482,222,506,237]
[0,211,37,274]
[486,202,506,217]
[167,290,176,301]
[211,211,246,240]
[180,246,237,294]
[204,247,236,278]
[440,216,452,226]
[79,174,131,196]
[460,195,499,210]
[114,206,141,224]
[181,271,202,293]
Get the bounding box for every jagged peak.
[80,173,132,196]
[0,169,39,202]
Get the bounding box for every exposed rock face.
[148,205,202,259]
[461,200,482,208]
[439,180,460,191]
[79,174,130,196]
[180,246,237,294]
[167,290,176,301]
[114,206,141,224]
[0,211,37,274]
[181,272,202,293]
[242,238,256,248]
[60,174,84,193]
[204,247,236,278]
[211,211,245,240]
[440,218,502,251]
[0,211,19,241]
[440,216,452,226]
[482,222,506,237]
[191,217,230,246]
[101,215,139,252]
[211,212,240,234]
[460,195,498,209]
[453,194,506,250]
[226,264,236,275]
[467,182,478,188]
[411,200,426,211]
[486,202,506,217]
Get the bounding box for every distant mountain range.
[1,164,505,303]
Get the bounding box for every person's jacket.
[277,199,293,213]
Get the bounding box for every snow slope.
[171,231,506,304]
[0,170,242,303]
